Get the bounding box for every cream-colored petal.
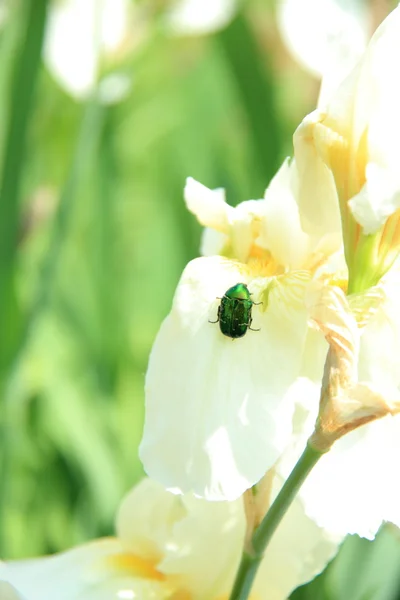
[254,476,342,600]
[325,6,400,163]
[259,159,311,269]
[357,278,400,404]
[184,177,231,234]
[294,416,400,539]
[199,227,229,256]
[0,540,170,600]
[229,199,266,263]
[160,471,340,600]
[293,113,342,240]
[140,256,309,500]
[160,496,244,598]
[116,478,185,561]
[349,163,400,234]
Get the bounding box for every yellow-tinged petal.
[259,159,311,269]
[140,256,309,500]
[116,478,185,562]
[293,114,342,242]
[159,474,341,600]
[0,539,171,600]
[295,7,400,290]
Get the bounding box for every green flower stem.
[229,443,324,600]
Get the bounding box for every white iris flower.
[0,477,341,599]
[140,162,342,501]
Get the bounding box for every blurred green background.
[0,0,399,598]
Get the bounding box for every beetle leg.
[248,317,260,332]
[209,304,221,324]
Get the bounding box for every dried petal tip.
[308,285,400,452]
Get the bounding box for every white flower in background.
[165,0,238,36]
[44,0,132,100]
[0,477,342,599]
[44,0,239,100]
[295,5,400,293]
[140,161,343,502]
[277,0,370,107]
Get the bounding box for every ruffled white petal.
[140,256,309,500]
[160,496,243,598]
[296,417,400,539]
[253,475,342,600]
[161,474,341,599]
[116,478,185,561]
[0,540,169,600]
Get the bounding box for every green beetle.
[209,283,261,339]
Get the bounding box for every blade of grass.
[217,13,282,192]
[0,0,49,557]
[0,0,49,371]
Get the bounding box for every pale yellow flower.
[0,477,341,599]
[139,160,343,501]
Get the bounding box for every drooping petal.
[160,472,341,600]
[140,256,309,500]
[0,540,170,600]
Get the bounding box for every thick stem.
[229,443,323,600]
